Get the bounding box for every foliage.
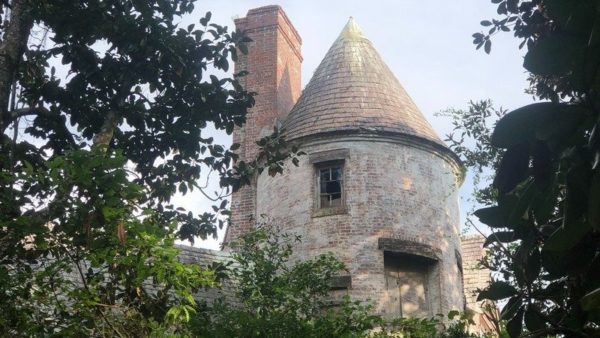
[191,225,378,337]
[1,149,218,337]
[437,100,507,232]
[0,0,302,336]
[466,1,600,337]
[193,226,490,338]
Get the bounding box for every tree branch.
[9,106,53,119]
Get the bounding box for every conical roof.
[284,18,445,147]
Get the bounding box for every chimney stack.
[226,6,302,244]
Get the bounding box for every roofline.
[288,130,465,186]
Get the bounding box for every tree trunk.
[0,0,33,133]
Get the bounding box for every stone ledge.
[312,206,348,218]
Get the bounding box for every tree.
[464,1,600,337]
[0,1,299,336]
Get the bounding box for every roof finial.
[338,16,364,40]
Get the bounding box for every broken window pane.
[318,165,343,209]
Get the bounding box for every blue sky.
[176,1,536,248]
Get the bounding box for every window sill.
[312,206,348,218]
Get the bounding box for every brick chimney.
[225,6,302,244]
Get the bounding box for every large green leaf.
[524,306,546,333]
[531,179,558,226]
[525,249,541,283]
[501,296,523,320]
[544,221,591,253]
[474,206,507,228]
[492,102,587,148]
[478,281,519,301]
[542,230,596,278]
[506,308,524,338]
[493,143,529,194]
[524,34,586,76]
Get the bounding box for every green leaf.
[447,310,460,320]
[524,34,586,76]
[493,143,529,194]
[478,281,518,301]
[492,102,587,148]
[501,296,522,320]
[238,42,249,55]
[524,307,545,333]
[474,206,506,228]
[525,249,541,283]
[543,220,590,252]
[200,11,212,26]
[506,308,524,338]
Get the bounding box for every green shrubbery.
[193,226,495,338]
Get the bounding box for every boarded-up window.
[383,252,432,318]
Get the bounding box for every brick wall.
[226,5,302,244]
[255,135,464,315]
[461,234,496,332]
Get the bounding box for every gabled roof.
[283,18,445,147]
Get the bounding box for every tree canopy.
[0,0,300,335]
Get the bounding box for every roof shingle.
[284,18,445,147]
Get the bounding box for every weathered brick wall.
[255,135,464,315]
[461,235,489,310]
[460,234,496,332]
[227,6,302,244]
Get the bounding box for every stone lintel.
[309,148,349,164]
[378,237,441,261]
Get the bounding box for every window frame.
[317,162,344,208]
[312,159,347,217]
[309,149,349,217]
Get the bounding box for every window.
[309,149,348,216]
[317,164,343,209]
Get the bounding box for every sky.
[175,1,537,249]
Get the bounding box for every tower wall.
[227,6,302,243]
[255,136,465,315]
